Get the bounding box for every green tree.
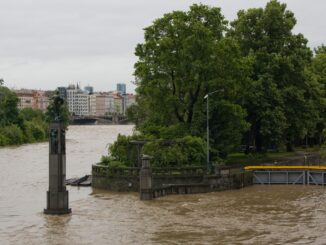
[312,45,326,87]
[19,108,45,122]
[0,86,19,127]
[0,84,49,146]
[0,125,24,145]
[308,45,326,144]
[132,4,251,158]
[45,90,70,127]
[229,0,319,151]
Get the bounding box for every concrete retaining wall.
[92,165,253,193]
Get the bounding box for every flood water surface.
[1,125,326,244]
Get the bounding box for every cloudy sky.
[0,0,325,93]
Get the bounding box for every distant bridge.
[245,165,326,185]
[71,115,129,125]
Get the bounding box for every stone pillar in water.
[140,155,153,200]
[44,122,71,214]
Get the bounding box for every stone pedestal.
[140,155,153,200]
[44,122,71,215]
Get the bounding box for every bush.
[25,121,46,141]
[0,133,9,146]
[0,125,24,145]
[143,136,206,167]
[108,134,146,166]
[105,133,206,167]
[100,155,126,168]
[23,120,47,143]
[19,108,45,122]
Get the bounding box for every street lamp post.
[204,89,224,173]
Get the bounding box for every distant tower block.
[117,83,126,95]
[44,122,71,214]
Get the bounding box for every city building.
[54,82,136,117]
[112,92,123,115]
[15,89,49,112]
[104,93,114,115]
[57,87,67,99]
[125,93,136,110]
[84,85,94,94]
[117,83,126,95]
[66,84,90,116]
[15,89,34,110]
[33,90,50,111]
[95,93,106,116]
[89,94,97,116]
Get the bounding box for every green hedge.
[102,134,206,167]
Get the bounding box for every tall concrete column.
[44,122,71,214]
[139,155,153,200]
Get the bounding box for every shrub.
[108,134,145,166]
[106,133,206,167]
[19,108,45,122]
[143,136,206,167]
[100,155,126,168]
[24,121,47,142]
[0,133,9,146]
[30,122,45,140]
[0,125,24,145]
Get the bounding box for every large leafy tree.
[312,46,326,88]
[132,4,251,157]
[229,0,319,151]
[0,85,20,127]
[309,46,326,144]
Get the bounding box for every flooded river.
[1,125,326,244]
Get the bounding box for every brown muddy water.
[0,125,326,244]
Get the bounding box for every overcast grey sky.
[0,0,325,92]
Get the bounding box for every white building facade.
[66,85,90,116]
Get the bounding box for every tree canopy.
[110,1,325,166]
[45,90,70,127]
[0,86,19,127]
[229,0,321,151]
[132,4,251,158]
[0,84,48,146]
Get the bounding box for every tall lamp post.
[204,89,224,173]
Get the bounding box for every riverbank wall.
[92,165,253,194]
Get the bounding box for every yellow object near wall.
[244,165,326,171]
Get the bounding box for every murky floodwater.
[1,125,326,244]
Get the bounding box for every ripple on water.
[1,126,326,244]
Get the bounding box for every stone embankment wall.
[92,165,252,193]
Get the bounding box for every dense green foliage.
[131,4,251,159]
[0,86,20,127]
[229,0,322,152]
[45,90,70,127]
[106,1,325,165]
[0,84,48,146]
[101,133,207,167]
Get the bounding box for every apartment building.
[15,89,49,111]
[89,94,97,116]
[57,83,136,117]
[66,85,90,116]
[124,93,136,114]
[95,93,106,116]
[112,93,123,115]
[33,90,50,111]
